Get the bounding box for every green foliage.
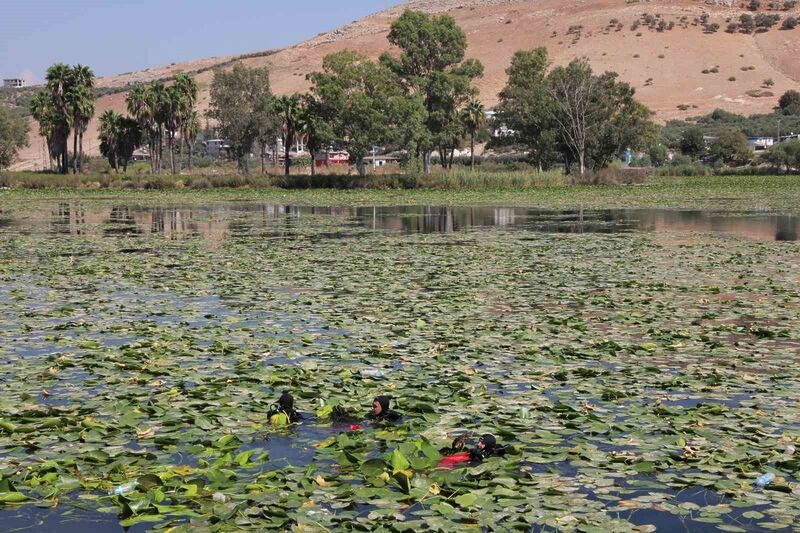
[547,59,656,176]
[208,64,272,175]
[309,50,425,176]
[709,129,752,166]
[760,139,800,170]
[663,108,800,146]
[779,90,800,115]
[0,105,28,169]
[648,143,669,167]
[679,127,707,159]
[495,48,558,170]
[380,10,483,171]
[98,110,142,172]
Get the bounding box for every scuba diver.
[438,433,504,468]
[267,391,302,425]
[366,395,403,423]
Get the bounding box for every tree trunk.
[78,132,84,174]
[423,151,431,175]
[188,141,193,171]
[470,133,475,170]
[260,144,266,175]
[72,130,78,174]
[168,133,175,174]
[310,150,316,176]
[356,158,366,177]
[283,136,291,176]
[448,147,455,170]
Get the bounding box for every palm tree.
[30,90,61,171]
[181,110,200,171]
[275,94,301,176]
[45,63,73,173]
[127,84,162,173]
[68,84,95,173]
[460,100,485,170]
[99,110,122,171]
[69,65,95,173]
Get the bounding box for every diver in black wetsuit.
[267,391,302,424]
[366,395,403,423]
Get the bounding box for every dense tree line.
[25,10,660,178]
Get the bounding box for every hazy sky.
[1,0,399,83]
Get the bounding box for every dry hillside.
[12,0,800,170]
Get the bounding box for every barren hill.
[12,0,800,170]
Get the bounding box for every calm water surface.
[6,202,799,241]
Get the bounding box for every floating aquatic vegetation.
[0,195,798,531]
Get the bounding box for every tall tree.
[127,85,161,173]
[309,50,424,176]
[253,95,280,175]
[546,59,654,178]
[30,90,64,171]
[495,48,558,171]
[208,64,272,174]
[460,99,485,169]
[0,105,29,170]
[99,110,142,173]
[181,110,201,171]
[380,10,483,173]
[275,94,301,176]
[68,64,95,173]
[45,63,74,173]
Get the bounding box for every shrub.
[749,0,761,10]
[728,76,737,81]
[763,78,775,87]
[782,16,798,29]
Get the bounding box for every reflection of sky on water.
[11,202,798,242]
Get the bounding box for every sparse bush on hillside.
[755,13,781,29]
[740,14,756,33]
[726,22,740,32]
[763,78,775,87]
[749,0,761,10]
[704,22,720,33]
[785,0,798,10]
[782,16,798,29]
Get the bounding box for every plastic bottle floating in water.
[110,481,138,495]
[755,473,775,488]
[360,369,386,378]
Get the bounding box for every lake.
[0,199,798,531]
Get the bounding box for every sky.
[1,0,400,84]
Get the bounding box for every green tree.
[778,90,800,115]
[547,59,655,177]
[709,129,752,166]
[253,95,281,175]
[459,100,485,169]
[495,48,558,171]
[680,126,707,159]
[761,139,800,171]
[181,110,201,171]
[99,110,141,172]
[275,94,301,176]
[0,105,28,170]
[67,64,95,174]
[309,50,425,176]
[296,96,332,176]
[45,63,74,173]
[208,64,272,175]
[380,10,483,173]
[30,89,65,171]
[648,143,669,167]
[127,84,164,174]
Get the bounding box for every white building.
[748,137,775,152]
[3,78,26,89]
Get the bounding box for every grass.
[2,174,800,213]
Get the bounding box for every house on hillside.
[748,136,775,152]
[3,78,26,89]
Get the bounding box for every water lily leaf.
[0,492,28,503]
[390,449,411,473]
[454,492,478,508]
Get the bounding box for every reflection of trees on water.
[40,203,800,242]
